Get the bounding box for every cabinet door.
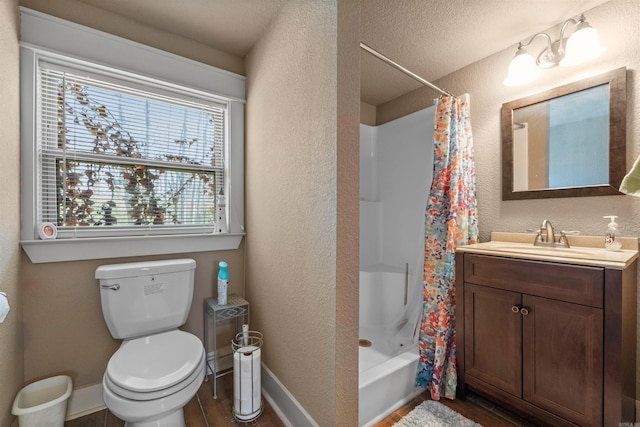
[522,295,603,427]
[465,284,522,397]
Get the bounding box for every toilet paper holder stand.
[231,330,263,423]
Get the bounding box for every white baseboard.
[66,383,105,420]
[62,362,317,427]
[261,364,318,427]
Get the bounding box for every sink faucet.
[541,219,556,244]
[534,220,570,248]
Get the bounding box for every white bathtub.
[358,266,423,427]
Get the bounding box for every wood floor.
[65,374,533,427]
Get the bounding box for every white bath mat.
[393,400,483,427]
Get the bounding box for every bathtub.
[358,265,423,427]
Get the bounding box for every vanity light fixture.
[503,14,605,86]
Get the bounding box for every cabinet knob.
[520,307,530,316]
[511,305,520,313]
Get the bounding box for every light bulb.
[560,22,605,66]
[504,49,540,86]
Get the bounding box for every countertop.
[456,232,639,270]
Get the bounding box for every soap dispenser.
[603,215,622,251]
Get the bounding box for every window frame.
[20,7,245,263]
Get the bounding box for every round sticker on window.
[37,222,58,240]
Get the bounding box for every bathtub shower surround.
[359,265,422,426]
[359,105,435,426]
[416,95,478,400]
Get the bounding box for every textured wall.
[246,1,359,425]
[0,1,23,424]
[377,0,640,403]
[336,0,360,423]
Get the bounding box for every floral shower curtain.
[416,95,478,400]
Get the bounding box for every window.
[39,61,226,237]
[20,8,245,262]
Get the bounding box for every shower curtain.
[416,95,478,400]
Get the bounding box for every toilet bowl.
[103,330,205,426]
[96,259,204,427]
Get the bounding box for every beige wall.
[0,0,23,424]
[336,0,360,422]
[360,101,376,126]
[377,0,640,401]
[245,0,358,425]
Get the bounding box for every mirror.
[502,67,626,200]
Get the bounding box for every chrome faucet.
[533,220,570,248]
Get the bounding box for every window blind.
[38,60,227,238]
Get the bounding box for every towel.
[620,155,640,197]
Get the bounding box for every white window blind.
[38,60,227,238]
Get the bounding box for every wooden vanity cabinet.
[455,252,637,427]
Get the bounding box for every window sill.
[21,233,244,263]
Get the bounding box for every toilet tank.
[96,259,196,339]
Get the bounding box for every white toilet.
[96,258,205,427]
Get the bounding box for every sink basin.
[484,242,598,258]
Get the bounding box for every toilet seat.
[105,330,205,401]
[105,352,205,401]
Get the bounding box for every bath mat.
[393,400,483,427]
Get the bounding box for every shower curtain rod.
[360,42,456,98]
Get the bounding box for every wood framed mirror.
[502,67,626,200]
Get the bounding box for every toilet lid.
[107,330,205,393]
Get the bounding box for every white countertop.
[456,232,639,270]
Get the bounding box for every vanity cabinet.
[455,251,637,427]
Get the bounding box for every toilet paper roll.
[0,292,10,323]
[233,346,261,420]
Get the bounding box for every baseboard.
[66,383,106,420]
[636,399,639,422]
[63,362,318,426]
[261,364,318,427]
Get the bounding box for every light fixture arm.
[518,31,553,53]
[517,32,559,68]
[557,14,585,57]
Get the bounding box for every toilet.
[96,259,205,427]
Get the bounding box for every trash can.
[232,330,263,422]
[12,375,72,427]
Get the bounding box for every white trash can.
[12,375,72,427]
